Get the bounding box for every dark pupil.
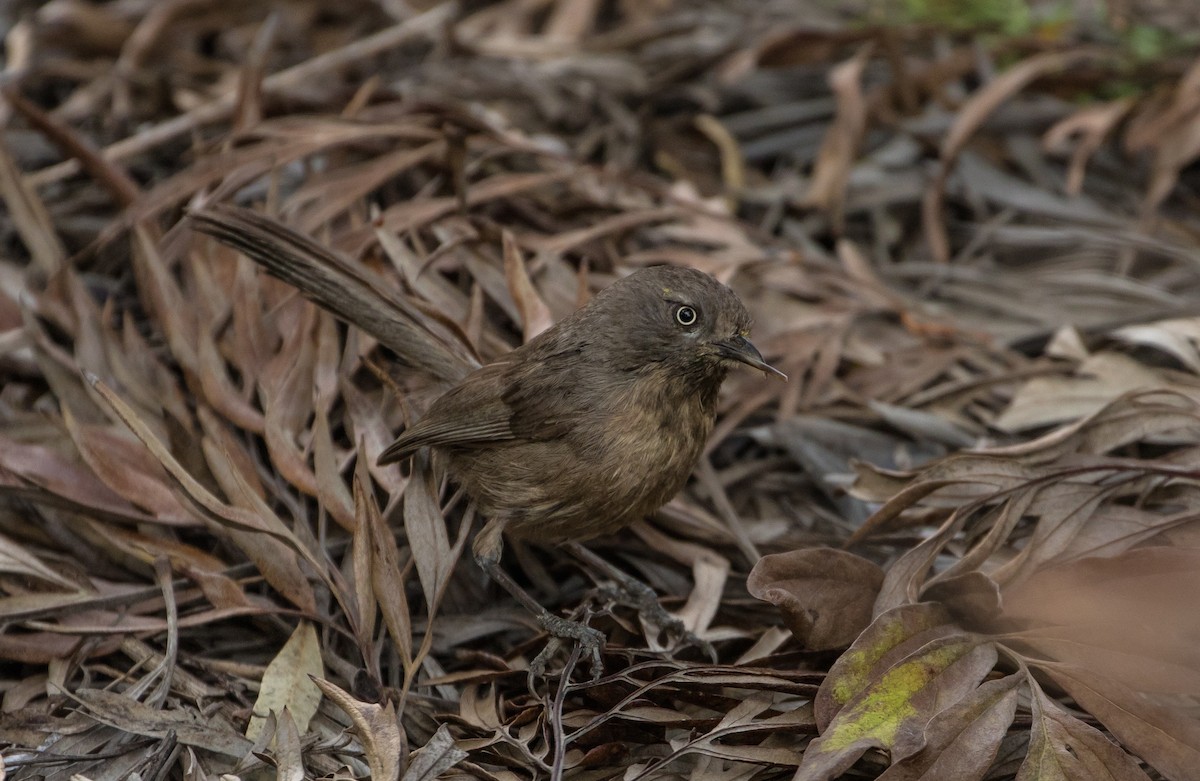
[678,306,696,325]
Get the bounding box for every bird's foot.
[598,578,717,663]
[529,612,605,681]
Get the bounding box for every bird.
[377,265,785,674]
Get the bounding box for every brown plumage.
[379,265,783,676]
[377,265,783,558]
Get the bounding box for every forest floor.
[2,1,1200,779]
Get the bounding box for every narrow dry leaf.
[804,46,872,227]
[404,453,454,612]
[272,707,305,781]
[0,434,163,526]
[747,548,884,650]
[0,132,66,274]
[349,460,378,652]
[361,461,414,671]
[198,434,319,613]
[0,530,80,590]
[312,404,356,531]
[312,677,405,781]
[502,230,554,342]
[61,407,193,524]
[87,373,322,610]
[259,299,322,499]
[246,621,324,741]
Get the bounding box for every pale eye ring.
[675,305,698,327]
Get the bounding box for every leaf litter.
[3,0,1200,779]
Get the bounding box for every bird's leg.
[563,543,717,663]
[473,519,604,679]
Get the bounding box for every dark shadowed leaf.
[72,688,252,757]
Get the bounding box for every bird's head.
[589,266,786,382]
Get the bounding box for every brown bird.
[190,205,784,676]
[378,265,784,672]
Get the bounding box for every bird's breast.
[459,369,721,543]
[560,371,718,536]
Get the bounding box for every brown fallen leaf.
[747,547,883,651]
[802,603,998,780]
[878,673,1021,781]
[1017,674,1151,781]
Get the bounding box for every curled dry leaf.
[312,677,405,781]
[747,548,883,651]
[1042,97,1134,196]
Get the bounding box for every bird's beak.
[715,335,787,381]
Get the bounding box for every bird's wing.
[378,362,514,463]
[377,349,586,464]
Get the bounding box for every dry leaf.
[747,548,883,650]
[246,621,324,741]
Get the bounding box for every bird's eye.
[675,305,699,327]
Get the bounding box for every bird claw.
[529,613,605,681]
[598,579,716,663]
